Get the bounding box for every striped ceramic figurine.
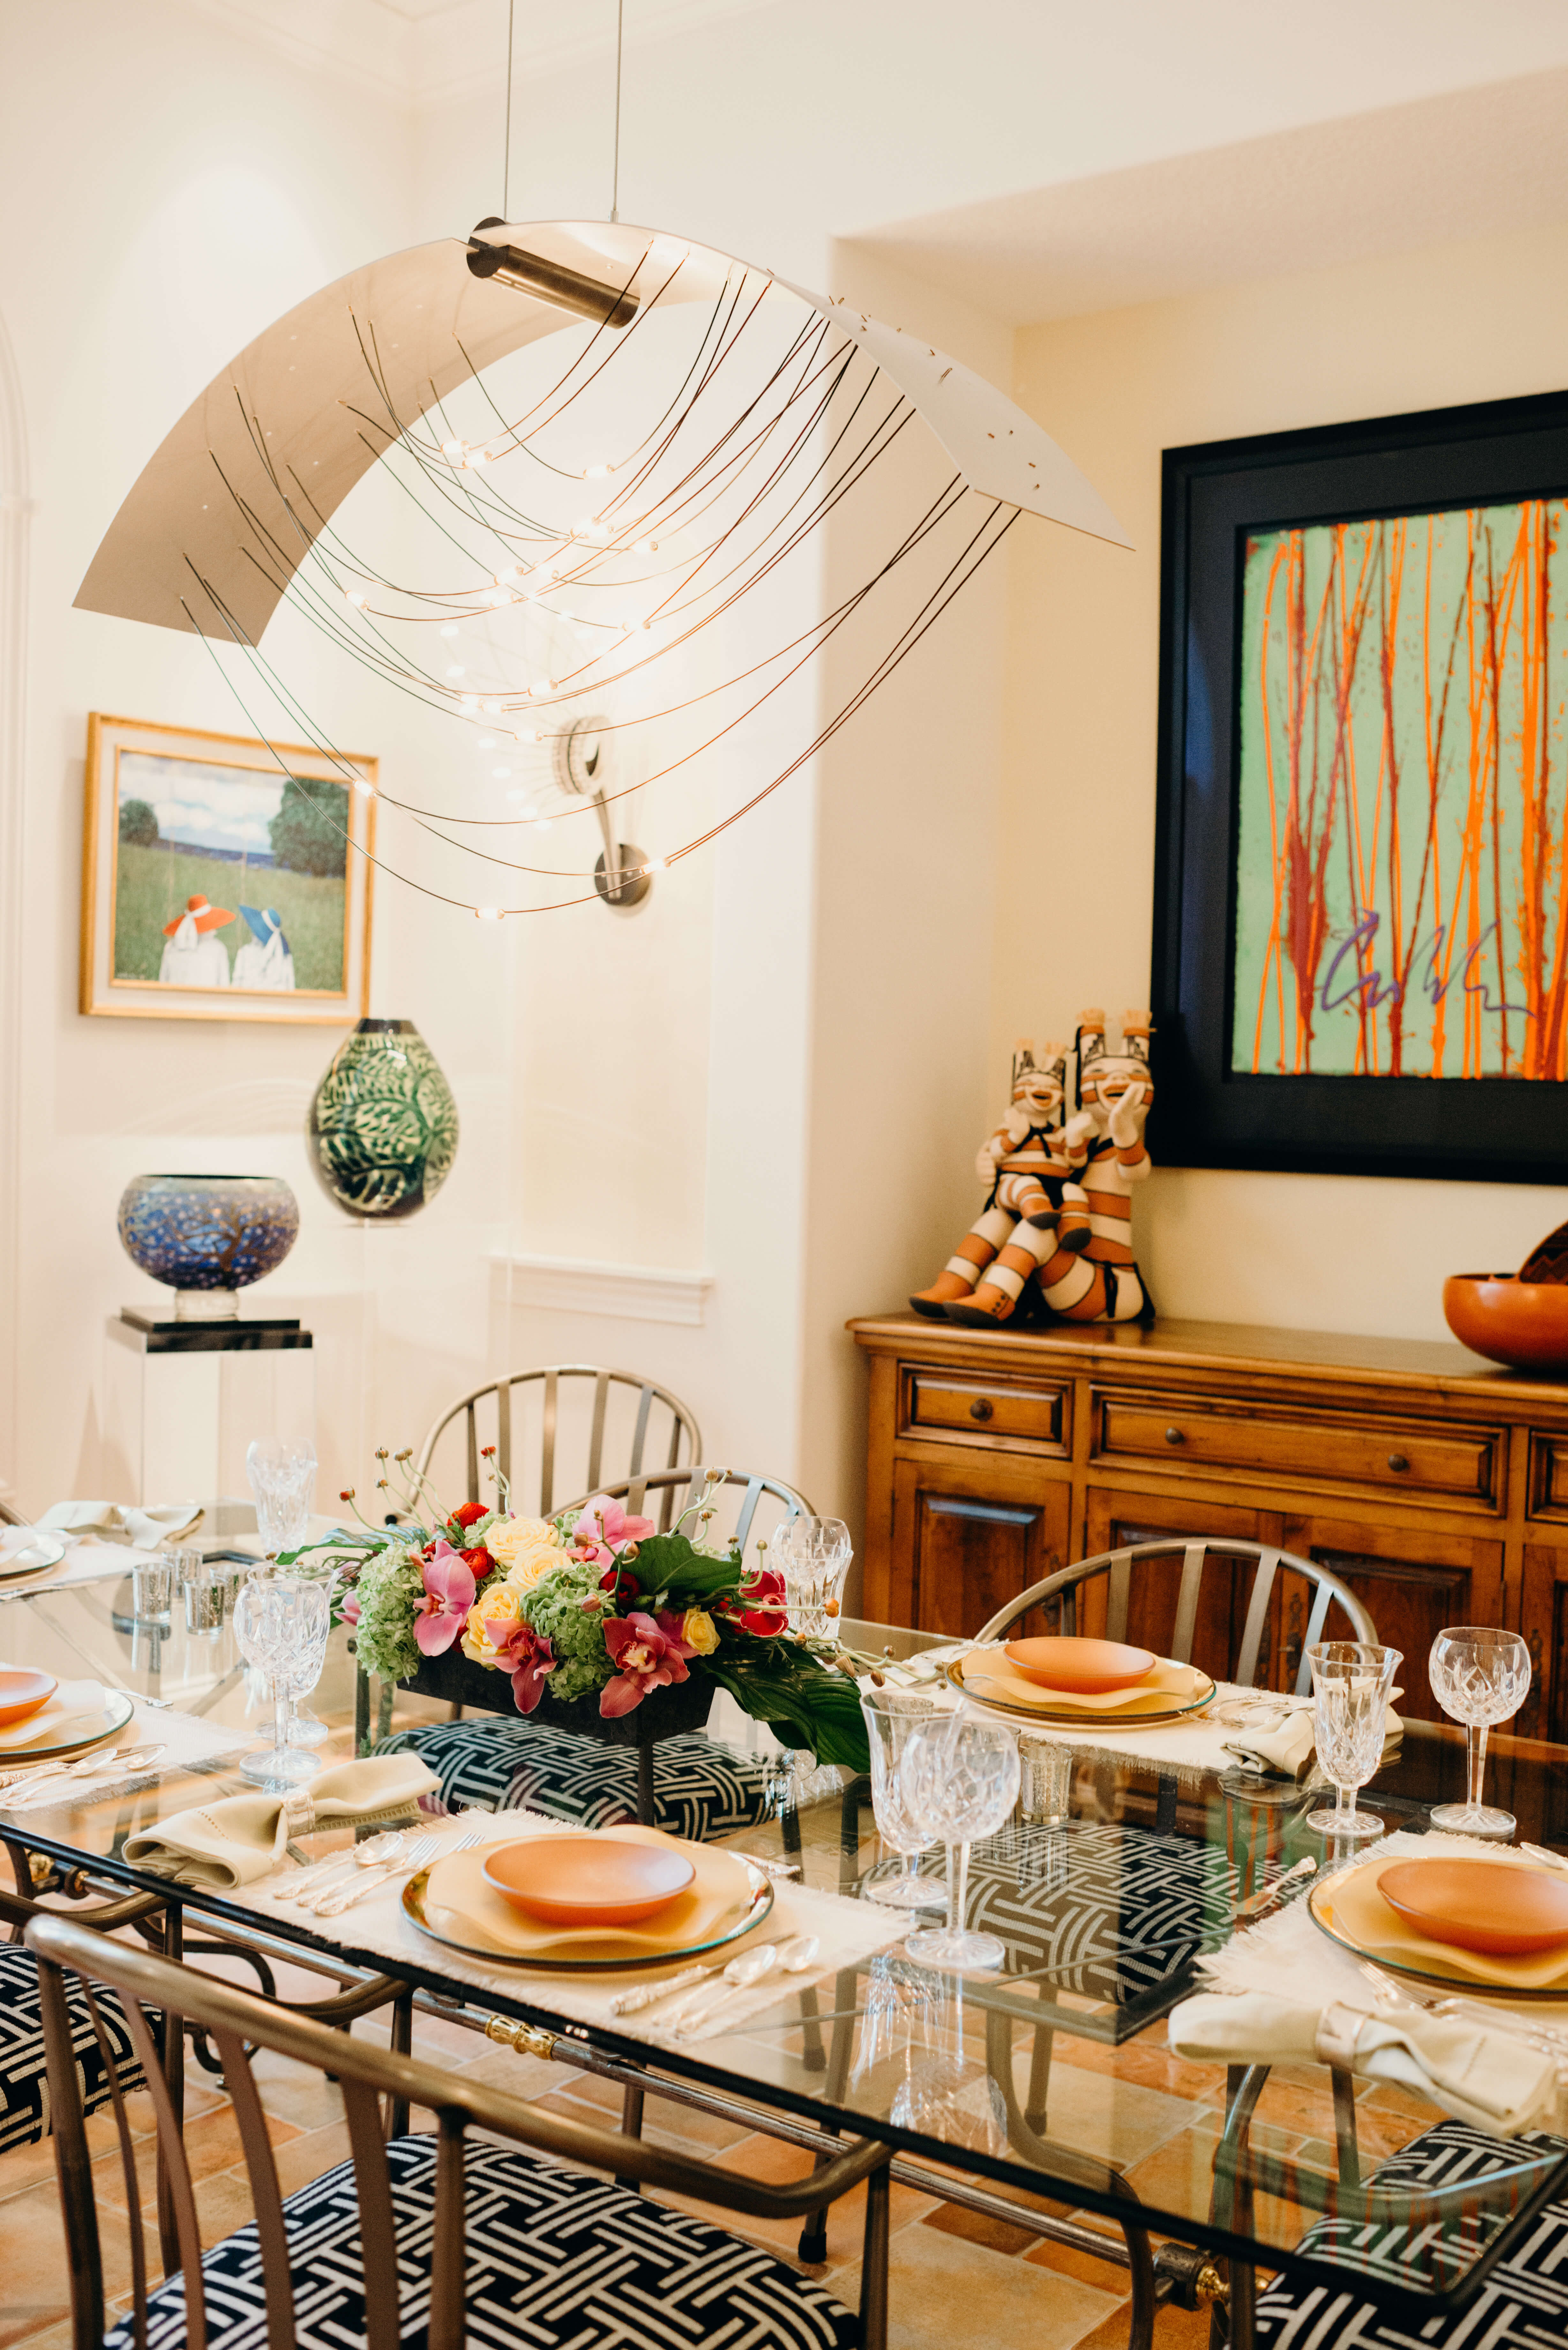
[909,1040,1093,1323]
[1030,1010,1155,1324]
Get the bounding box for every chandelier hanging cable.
[76,208,1129,919]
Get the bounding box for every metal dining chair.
[414,1364,702,1526]
[974,1536,1376,1687]
[28,1911,891,2350]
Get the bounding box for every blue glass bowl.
[117,1173,300,1295]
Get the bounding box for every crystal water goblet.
[899,1710,1020,1967]
[859,1687,943,1907]
[772,1515,853,1637]
[233,1572,330,1785]
[1429,1626,1532,1836]
[245,1437,317,1556]
[1305,1641,1402,1840]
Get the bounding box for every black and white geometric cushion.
[959,1821,1239,2007]
[374,1719,773,1842]
[0,1942,146,2155]
[106,2133,860,2350]
[1254,2118,1568,2348]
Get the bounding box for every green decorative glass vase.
[307,1019,458,1219]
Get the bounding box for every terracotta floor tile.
[449,2047,584,2103]
[656,2133,942,2270]
[1006,2050,1201,2172]
[247,2047,347,2134]
[921,2199,1040,2257]
[1020,2231,1137,2293]
[830,2211,1123,2350]
[0,2178,154,2347]
[192,2166,258,2247]
[1070,2296,1218,2350]
[273,2121,354,2196]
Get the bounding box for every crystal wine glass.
[233,1572,330,1785]
[859,1687,943,1907]
[1305,1641,1402,1840]
[899,1710,1020,1967]
[246,1437,317,1556]
[1429,1626,1532,1836]
[772,1515,853,1637]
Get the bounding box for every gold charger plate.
[402,1848,774,1973]
[946,1654,1216,1727]
[1308,1850,1568,2002]
[0,1689,136,1774]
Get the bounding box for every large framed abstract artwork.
[81,714,375,1024]
[1153,388,1568,1181]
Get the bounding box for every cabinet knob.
[969,1397,994,1422]
[1165,1426,1184,1446]
[1387,1452,1409,1473]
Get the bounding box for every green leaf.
[704,1649,870,1773]
[624,1534,743,1604]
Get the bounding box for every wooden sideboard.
[848,1312,1568,1735]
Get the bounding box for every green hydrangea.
[350,1542,426,1684]
[520,1559,613,1704]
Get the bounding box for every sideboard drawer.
[1097,1388,1499,1505]
[905,1368,1069,1453]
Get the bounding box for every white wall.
[1003,219,1568,1340]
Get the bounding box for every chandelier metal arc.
[75,220,1129,919]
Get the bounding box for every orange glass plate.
[481,1837,697,1928]
[0,1670,57,1730]
[1378,1858,1568,1957]
[1004,1637,1157,1695]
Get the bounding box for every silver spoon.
[674,1932,822,2036]
[313,1828,482,1916]
[270,1829,408,1900]
[6,1745,167,1805]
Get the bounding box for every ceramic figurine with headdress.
[233,905,296,991]
[910,1039,1093,1323]
[157,893,234,988]
[1030,1009,1155,1324]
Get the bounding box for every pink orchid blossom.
[412,1541,477,1656]
[340,1591,361,1626]
[599,1611,696,1717]
[735,1564,787,1638]
[570,1494,657,1568]
[488,1618,556,1713]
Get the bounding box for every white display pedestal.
[104,1309,316,1506]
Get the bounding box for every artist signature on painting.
[1319,912,1533,1019]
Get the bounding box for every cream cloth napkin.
[1320,1846,1568,1993]
[122,1754,438,1889]
[0,1679,108,1752]
[38,1499,201,1552]
[424,1825,761,1966]
[1169,1989,1558,2138]
[961,1648,1209,1717]
[1224,1701,1405,1782]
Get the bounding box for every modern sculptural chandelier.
[77,207,1127,919]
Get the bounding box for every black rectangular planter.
[404,1649,715,1747]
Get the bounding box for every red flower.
[487,1618,555,1713]
[451,1502,489,1529]
[599,1611,697,1717]
[736,1564,787,1637]
[461,1545,493,1576]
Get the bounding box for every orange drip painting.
[1231,500,1568,1079]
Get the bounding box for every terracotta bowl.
[1378,1857,1568,1956]
[1003,1637,1157,1695]
[1444,1274,1568,1372]
[0,1669,57,1730]
[481,1837,696,1929]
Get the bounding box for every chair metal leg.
[388,1984,413,2139]
[155,1901,185,2276]
[1024,2019,1054,2134]
[354,1660,371,1757]
[615,2082,647,2191]
[636,1744,655,1826]
[376,1675,394,1743]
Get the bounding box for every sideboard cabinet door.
[1278,1513,1504,1723]
[890,1457,1070,1640]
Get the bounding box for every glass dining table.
[4,1546,1568,2350]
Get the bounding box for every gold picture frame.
[81,713,375,1024]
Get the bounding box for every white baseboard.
[489,1253,713,1327]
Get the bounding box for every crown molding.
[176,0,776,107]
[490,1252,712,1326]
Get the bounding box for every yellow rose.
[503,1538,568,1593]
[486,1515,562,1570]
[461,1583,522,1666]
[682,1608,719,1656]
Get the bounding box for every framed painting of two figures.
[1153,384,1568,1181]
[80,713,375,1023]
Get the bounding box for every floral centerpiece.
[284,1449,871,1772]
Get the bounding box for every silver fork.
[270,1829,408,1901]
[312,1828,483,1917]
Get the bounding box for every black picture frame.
[1151,386,1568,1183]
